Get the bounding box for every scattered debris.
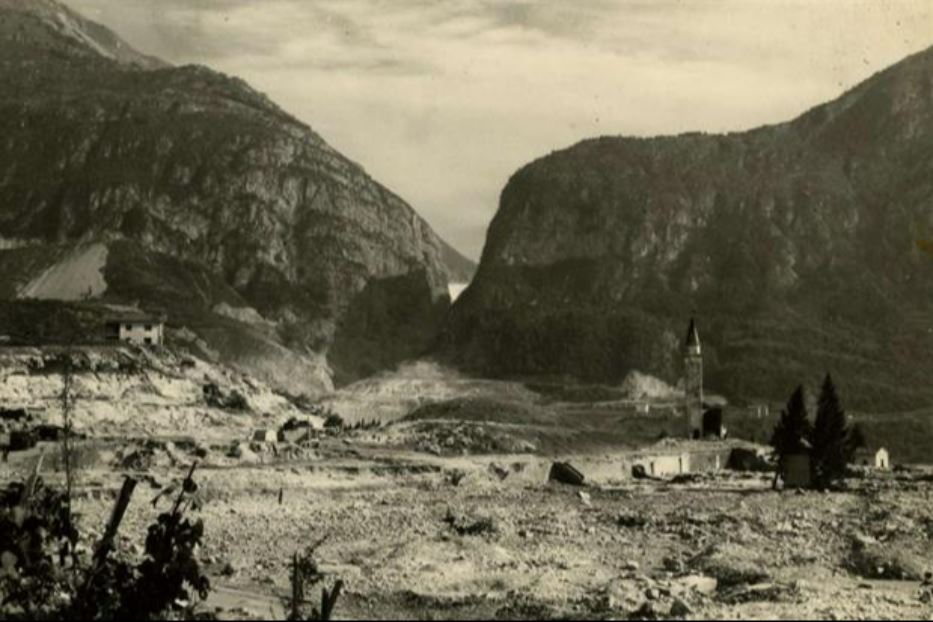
[489,463,510,481]
[617,510,652,529]
[718,581,801,605]
[252,429,277,443]
[203,382,250,411]
[443,507,498,536]
[671,574,718,596]
[690,543,771,587]
[410,421,537,456]
[848,532,926,580]
[278,417,320,443]
[227,442,260,463]
[670,597,692,617]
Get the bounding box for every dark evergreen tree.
[812,373,848,487]
[770,385,812,488]
[771,385,812,458]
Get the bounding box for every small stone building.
[854,447,890,470]
[782,453,812,488]
[105,316,164,346]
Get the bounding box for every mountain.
[0,0,165,68]
[444,46,933,412]
[0,0,473,394]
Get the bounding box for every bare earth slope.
[444,46,933,411]
[0,0,474,394]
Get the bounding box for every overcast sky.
[70,0,932,260]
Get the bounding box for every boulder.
[228,442,260,463]
[9,430,37,451]
[671,574,718,596]
[690,543,770,587]
[670,598,692,617]
[549,461,585,486]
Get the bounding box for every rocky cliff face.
[0,0,474,394]
[445,46,933,411]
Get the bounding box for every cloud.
[68,0,933,259]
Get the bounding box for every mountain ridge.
[0,0,167,68]
[0,0,474,394]
[445,44,933,412]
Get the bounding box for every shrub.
[125,465,211,619]
[0,476,79,619]
[0,464,213,621]
[284,538,342,621]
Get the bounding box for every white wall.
[118,323,163,346]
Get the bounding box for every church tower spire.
[684,317,703,438]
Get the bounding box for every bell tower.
[684,317,703,438]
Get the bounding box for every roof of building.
[854,446,887,456]
[105,315,165,325]
[685,317,700,349]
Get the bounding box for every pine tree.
[771,385,811,457]
[812,373,848,488]
[770,385,812,488]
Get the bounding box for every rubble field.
[2,354,932,619]
[4,433,932,621]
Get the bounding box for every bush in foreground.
[0,464,212,621]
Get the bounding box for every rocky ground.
[3,432,932,620]
[2,355,932,620]
[0,345,321,441]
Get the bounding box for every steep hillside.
[0,0,165,69]
[0,343,322,441]
[445,46,933,411]
[0,0,471,393]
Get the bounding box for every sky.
[69,0,933,261]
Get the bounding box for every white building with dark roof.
[854,446,890,470]
[105,315,164,346]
